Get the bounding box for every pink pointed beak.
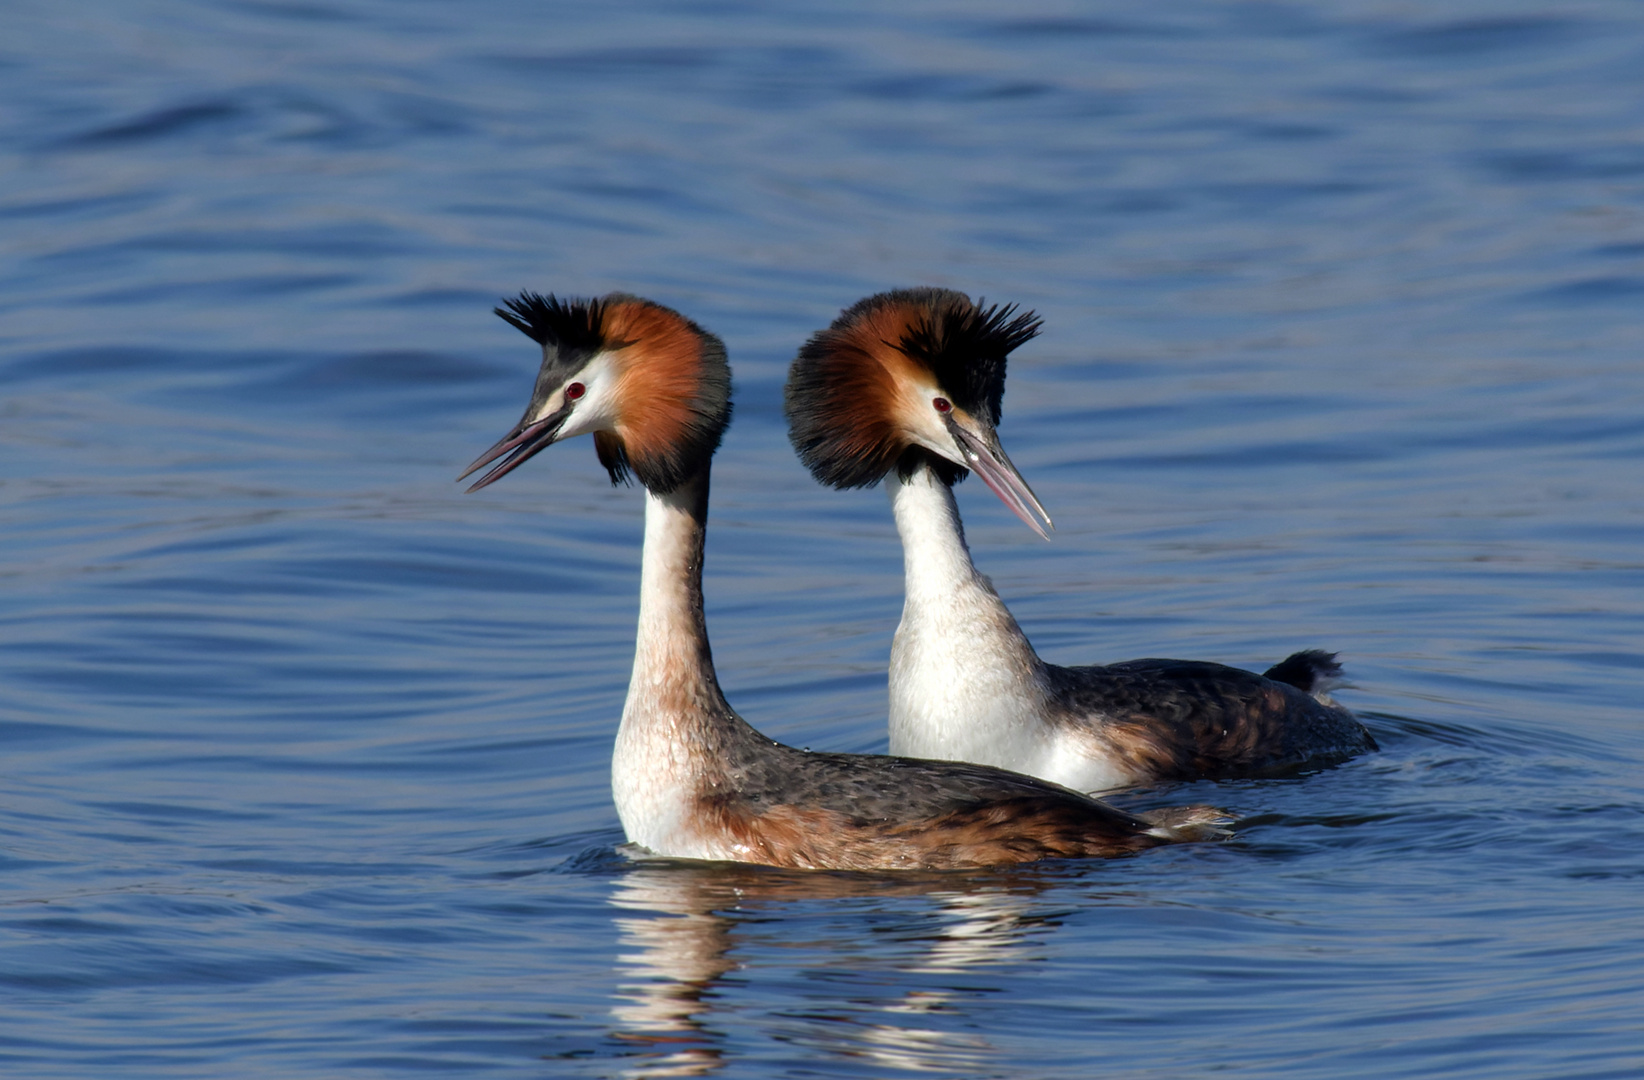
[458,403,571,492]
[948,420,1053,539]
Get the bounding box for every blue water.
[4,1,1644,1076]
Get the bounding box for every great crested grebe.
[784,288,1377,794]
[461,290,1225,871]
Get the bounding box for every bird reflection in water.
[607,858,1065,1077]
[607,864,737,1077]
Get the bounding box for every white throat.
[886,466,1134,793]
[887,468,1048,763]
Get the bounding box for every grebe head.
[460,292,731,494]
[785,288,1052,537]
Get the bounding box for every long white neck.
[612,471,741,854]
[886,465,1052,772]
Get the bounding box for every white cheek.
[542,355,619,440]
[898,385,959,461]
[555,404,594,440]
[911,415,966,466]
[557,389,617,440]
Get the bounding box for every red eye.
[933,397,952,413]
[565,382,586,401]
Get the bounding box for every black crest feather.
[895,290,1041,426]
[495,291,613,353]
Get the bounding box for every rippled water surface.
[5,1,1644,1076]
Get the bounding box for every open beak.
[458,404,571,492]
[947,418,1053,539]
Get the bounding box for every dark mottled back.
[1047,658,1376,780]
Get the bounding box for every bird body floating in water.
[785,288,1376,794]
[462,291,1226,870]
